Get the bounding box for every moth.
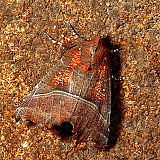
[16,32,111,148]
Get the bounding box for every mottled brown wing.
[72,56,111,147]
[16,35,111,147]
[16,90,98,128]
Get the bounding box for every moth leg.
[70,24,81,38]
[43,32,79,50]
[111,47,124,53]
[43,32,62,46]
[70,24,88,42]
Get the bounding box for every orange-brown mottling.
[85,34,100,46]
[52,73,63,87]
[79,63,88,73]
[52,52,81,88]
[1,0,159,159]
[65,52,81,70]
[67,49,77,57]
[92,61,106,102]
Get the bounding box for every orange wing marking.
[52,52,81,88]
[92,61,106,103]
[63,52,81,87]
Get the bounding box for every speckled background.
[0,0,159,159]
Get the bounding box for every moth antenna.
[70,24,81,38]
[43,32,62,46]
